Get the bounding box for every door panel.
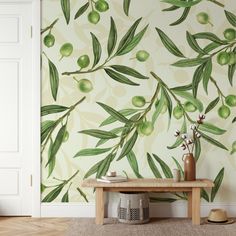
[0,3,32,215]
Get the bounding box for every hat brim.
[204,218,234,225]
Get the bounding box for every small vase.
[182,153,196,181]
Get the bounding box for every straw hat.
[205,209,234,225]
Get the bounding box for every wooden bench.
[82,178,214,225]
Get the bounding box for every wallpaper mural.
[41,0,236,203]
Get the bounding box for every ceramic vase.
[182,153,196,181]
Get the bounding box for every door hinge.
[30,26,33,38]
[30,174,33,187]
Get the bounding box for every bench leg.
[187,191,192,218]
[192,187,200,225]
[95,187,104,225]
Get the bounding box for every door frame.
[0,0,41,216]
[31,0,41,217]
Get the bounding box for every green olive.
[88,11,100,24]
[223,28,236,41]
[95,0,109,12]
[77,55,90,68]
[218,105,230,119]
[217,52,230,65]
[184,101,197,112]
[132,96,146,107]
[137,121,154,136]
[161,104,168,114]
[196,12,209,25]
[60,43,73,60]
[44,33,55,48]
[173,105,184,119]
[225,95,236,107]
[136,50,150,62]
[77,79,93,93]
[63,131,69,142]
[228,52,236,65]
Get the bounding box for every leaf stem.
[41,97,86,153]
[62,56,115,76]
[150,72,194,123]
[207,0,224,7]
[41,18,59,35]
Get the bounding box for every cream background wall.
[41,0,236,204]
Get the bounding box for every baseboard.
[41,202,236,217]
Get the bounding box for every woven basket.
[117,192,149,224]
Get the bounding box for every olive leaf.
[202,60,212,94]
[42,184,64,202]
[104,68,139,86]
[193,32,226,45]
[168,118,186,149]
[74,2,89,20]
[161,86,172,120]
[110,65,148,80]
[77,187,88,202]
[48,138,56,178]
[194,138,201,162]
[161,0,201,7]
[100,109,138,127]
[147,153,162,178]
[170,7,190,26]
[171,156,184,178]
[192,64,204,97]
[171,84,192,91]
[96,127,123,147]
[61,190,69,202]
[74,147,112,158]
[198,131,228,150]
[211,167,224,202]
[156,28,185,58]
[228,47,236,86]
[123,0,131,16]
[172,57,209,67]
[201,189,209,202]
[224,10,236,27]
[61,0,70,24]
[46,124,67,167]
[198,123,226,135]
[152,154,173,178]
[172,90,203,112]
[84,159,104,179]
[115,18,142,56]
[117,24,148,55]
[117,131,138,161]
[127,151,142,178]
[41,184,47,193]
[186,31,206,55]
[96,153,115,178]
[199,42,221,57]
[205,97,220,114]
[163,5,180,11]
[91,33,102,68]
[41,105,69,116]
[41,120,56,144]
[79,129,118,139]
[48,59,59,101]
[152,92,165,125]
[228,63,236,86]
[97,102,131,124]
[107,17,117,57]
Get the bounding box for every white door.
[0,2,33,215]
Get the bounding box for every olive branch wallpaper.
[41,0,236,203]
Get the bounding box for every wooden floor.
[0,217,71,236]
